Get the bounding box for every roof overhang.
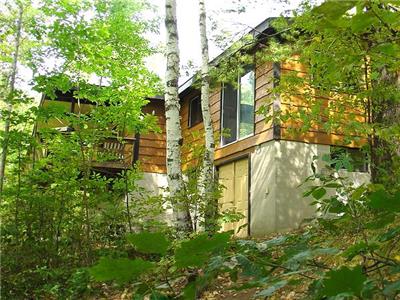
[178,17,278,97]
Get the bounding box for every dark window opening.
[188,96,203,127]
[222,84,238,145]
[330,146,368,173]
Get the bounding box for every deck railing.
[94,137,136,169]
[35,129,137,170]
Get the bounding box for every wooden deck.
[91,136,138,170]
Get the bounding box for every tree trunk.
[164,0,192,232]
[0,3,23,195]
[197,0,217,232]
[370,68,400,187]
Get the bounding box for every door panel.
[218,158,249,237]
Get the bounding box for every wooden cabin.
[36,17,369,236]
[175,18,369,236]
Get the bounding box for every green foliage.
[89,231,233,299]
[254,280,288,298]
[90,257,154,284]
[384,280,400,297]
[180,131,243,233]
[342,242,378,261]
[312,0,356,20]
[3,0,400,299]
[127,232,171,255]
[319,266,367,298]
[265,0,400,188]
[175,232,231,268]
[1,0,161,298]
[367,189,400,212]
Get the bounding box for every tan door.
[218,158,249,237]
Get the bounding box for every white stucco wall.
[275,141,329,232]
[250,140,370,236]
[135,144,370,235]
[138,172,168,196]
[250,141,278,236]
[338,170,370,187]
[135,172,174,223]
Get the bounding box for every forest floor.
[96,229,312,300]
[90,224,400,300]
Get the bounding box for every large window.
[221,68,255,145]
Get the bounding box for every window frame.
[220,67,256,147]
[188,95,203,128]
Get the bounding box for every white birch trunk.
[198,0,216,231]
[164,0,192,232]
[0,4,23,195]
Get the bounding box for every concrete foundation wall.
[250,141,278,236]
[274,141,329,232]
[250,140,370,236]
[251,140,329,236]
[138,172,168,196]
[339,170,370,187]
[136,172,174,223]
[136,144,370,236]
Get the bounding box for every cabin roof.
[178,17,277,98]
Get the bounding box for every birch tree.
[164,0,192,232]
[0,2,23,195]
[197,0,217,231]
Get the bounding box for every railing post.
[132,133,140,167]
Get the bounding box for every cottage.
[37,17,369,236]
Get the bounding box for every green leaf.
[350,185,366,201]
[208,255,225,271]
[258,236,287,250]
[285,250,313,268]
[235,254,263,277]
[127,232,171,255]
[342,242,378,261]
[390,265,400,274]
[383,280,400,297]
[182,282,197,300]
[350,12,376,33]
[229,269,239,282]
[320,266,367,297]
[303,188,316,197]
[312,187,327,200]
[89,257,154,284]
[324,183,342,188]
[374,43,400,58]
[379,226,400,242]
[366,213,395,230]
[313,1,357,20]
[327,198,346,214]
[313,248,339,256]
[175,232,231,268]
[149,292,170,300]
[285,248,338,269]
[367,190,400,212]
[254,280,288,298]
